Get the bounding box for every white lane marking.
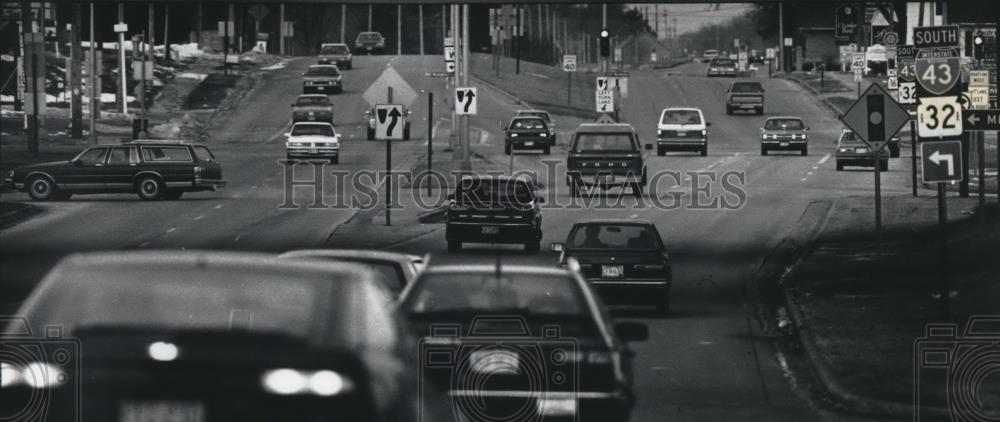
[193,215,205,221]
[807,172,814,175]
[801,178,808,182]
[139,241,150,247]
[817,153,831,165]
[629,214,639,218]
[213,204,224,209]
[812,166,819,170]
[651,366,669,371]
[234,234,242,241]
[265,124,290,143]
[250,185,258,190]
[166,227,176,233]
[526,72,551,79]
[698,341,714,345]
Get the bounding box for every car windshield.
[518,112,550,122]
[510,118,547,130]
[765,119,804,130]
[572,132,636,152]
[704,50,718,56]
[291,124,335,137]
[660,110,703,125]
[289,256,405,293]
[305,67,340,77]
[567,224,661,250]
[403,273,587,316]
[296,96,331,106]
[712,58,735,66]
[358,33,381,41]
[731,83,763,93]
[840,132,864,143]
[455,178,535,205]
[20,267,334,341]
[321,45,349,54]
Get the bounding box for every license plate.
[856,148,869,153]
[119,400,205,422]
[780,142,789,147]
[524,141,534,146]
[481,226,499,235]
[308,116,315,120]
[676,131,686,137]
[309,148,318,154]
[470,350,519,374]
[602,265,624,278]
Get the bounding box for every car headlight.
[6,170,13,178]
[701,129,707,136]
[839,148,850,153]
[657,129,663,136]
[510,133,518,137]
[539,133,547,137]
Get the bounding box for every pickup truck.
[566,123,651,197]
[725,81,765,115]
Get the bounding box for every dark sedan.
[279,249,424,296]
[0,251,453,422]
[398,264,648,422]
[553,220,673,314]
[760,116,809,156]
[4,141,225,201]
[503,116,554,155]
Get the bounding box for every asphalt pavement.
[0,56,923,421]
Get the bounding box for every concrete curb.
[780,75,846,118]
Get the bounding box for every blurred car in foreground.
[318,43,353,69]
[280,249,424,296]
[291,94,335,124]
[0,251,449,422]
[398,264,648,422]
[836,129,889,171]
[446,175,544,253]
[4,140,225,201]
[656,108,710,156]
[566,123,651,197]
[553,220,673,314]
[302,64,343,94]
[285,122,341,163]
[760,116,809,156]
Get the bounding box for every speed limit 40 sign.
[917,96,963,137]
[562,55,577,72]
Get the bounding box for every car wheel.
[331,156,339,165]
[367,127,375,140]
[880,159,889,171]
[890,145,900,158]
[657,146,665,156]
[163,189,184,200]
[700,146,708,156]
[525,241,540,254]
[836,162,844,171]
[656,298,671,316]
[757,107,764,115]
[504,143,512,155]
[761,146,768,156]
[403,123,411,140]
[725,106,733,115]
[543,145,551,155]
[801,146,808,156]
[27,176,57,201]
[136,175,164,200]
[447,240,461,253]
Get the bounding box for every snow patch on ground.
[261,60,290,71]
[176,72,208,81]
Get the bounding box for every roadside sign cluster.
[444,37,455,73]
[912,25,965,183]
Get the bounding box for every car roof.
[765,116,803,121]
[279,249,420,265]
[420,264,572,277]
[458,174,535,184]
[660,107,703,112]
[359,31,382,35]
[308,64,339,69]
[575,123,636,132]
[572,219,656,226]
[321,43,348,47]
[123,140,204,147]
[297,94,329,99]
[515,109,549,115]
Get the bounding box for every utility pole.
[148,4,154,63]
[397,4,402,55]
[419,5,425,55]
[21,0,38,155]
[117,3,126,114]
[163,4,170,61]
[602,4,608,74]
[89,1,98,144]
[368,5,372,31]
[279,3,285,55]
[462,4,469,163]
[341,4,346,43]
[197,3,203,46]
[70,3,82,139]
[515,7,520,74]
[778,2,785,73]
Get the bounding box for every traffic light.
[599,29,610,58]
[973,33,985,60]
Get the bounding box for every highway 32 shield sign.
[917,96,963,137]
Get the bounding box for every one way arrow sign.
[962,109,1000,131]
[375,104,404,140]
[455,87,477,115]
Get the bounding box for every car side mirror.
[290,103,295,107]
[706,122,712,127]
[535,196,545,204]
[71,160,82,166]
[805,126,811,131]
[644,144,653,151]
[550,242,565,252]
[615,322,649,343]
[284,132,291,137]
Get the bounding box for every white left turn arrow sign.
[929,149,955,176]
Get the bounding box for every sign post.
[563,54,576,106]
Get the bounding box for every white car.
[656,107,710,156]
[285,122,341,164]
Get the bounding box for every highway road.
[0,56,912,421]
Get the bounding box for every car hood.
[287,135,339,144]
[17,160,70,170]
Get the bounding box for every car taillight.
[261,368,354,396]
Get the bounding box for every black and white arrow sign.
[455,87,478,115]
[375,104,404,140]
[920,140,963,183]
